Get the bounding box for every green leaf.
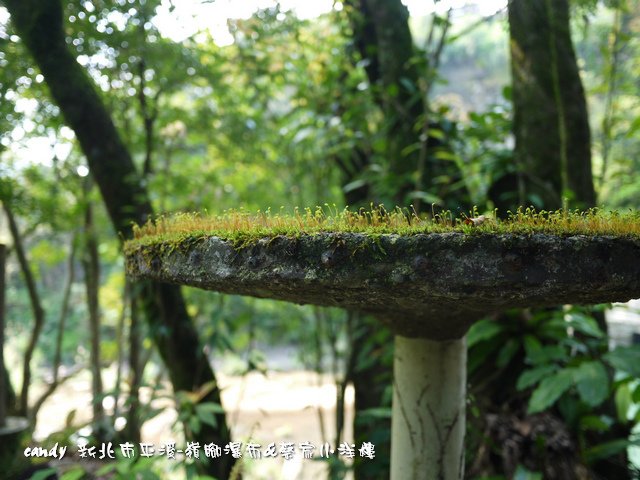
[632,383,640,404]
[516,365,557,391]
[567,312,604,338]
[584,437,640,462]
[574,361,609,407]
[138,471,161,480]
[358,407,392,419]
[61,468,86,480]
[195,403,221,428]
[615,382,632,422]
[433,150,458,162]
[31,469,59,480]
[399,77,416,93]
[502,85,512,101]
[96,463,118,475]
[195,402,226,414]
[527,344,567,365]
[627,116,640,138]
[528,368,575,414]
[523,335,542,359]
[496,338,520,368]
[189,415,201,434]
[343,179,367,194]
[605,345,640,376]
[467,318,503,348]
[579,414,613,432]
[427,127,445,140]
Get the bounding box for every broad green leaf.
[358,407,392,419]
[567,312,604,338]
[584,437,640,462]
[627,116,640,138]
[399,77,416,93]
[343,179,367,194]
[574,361,609,407]
[615,382,632,423]
[526,344,567,365]
[195,402,226,414]
[516,365,557,391]
[496,338,520,368]
[31,469,58,480]
[138,471,161,480]
[96,464,118,475]
[189,415,201,434]
[433,150,458,162]
[468,338,498,374]
[605,345,640,376]
[196,404,220,428]
[523,335,542,360]
[428,127,445,139]
[467,318,503,348]
[61,468,86,480]
[579,414,613,432]
[528,368,575,414]
[632,383,640,403]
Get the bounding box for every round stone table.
[126,232,640,479]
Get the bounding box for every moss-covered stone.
[126,232,640,340]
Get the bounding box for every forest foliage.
[1,0,640,478]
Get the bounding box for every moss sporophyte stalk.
[124,206,640,252]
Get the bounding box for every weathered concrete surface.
[125,232,640,339]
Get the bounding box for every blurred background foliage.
[1,0,640,478]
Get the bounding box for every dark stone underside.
[125,233,640,340]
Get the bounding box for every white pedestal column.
[391,335,467,480]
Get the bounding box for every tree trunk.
[508,0,595,209]
[126,286,142,444]
[0,244,6,427]
[346,0,466,209]
[31,235,77,422]
[348,313,391,480]
[111,278,128,435]
[2,203,45,418]
[477,4,628,478]
[2,2,233,476]
[340,2,464,476]
[82,179,106,442]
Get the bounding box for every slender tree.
[345,0,467,210]
[82,178,106,442]
[468,3,630,478]
[508,0,595,209]
[334,3,468,477]
[2,203,45,418]
[0,244,6,427]
[2,1,233,476]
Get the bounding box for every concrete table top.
[125,232,640,340]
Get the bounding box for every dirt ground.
[29,366,355,479]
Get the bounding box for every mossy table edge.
[124,231,640,340]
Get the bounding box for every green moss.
[124,206,640,253]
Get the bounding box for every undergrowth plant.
[466,305,640,475]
